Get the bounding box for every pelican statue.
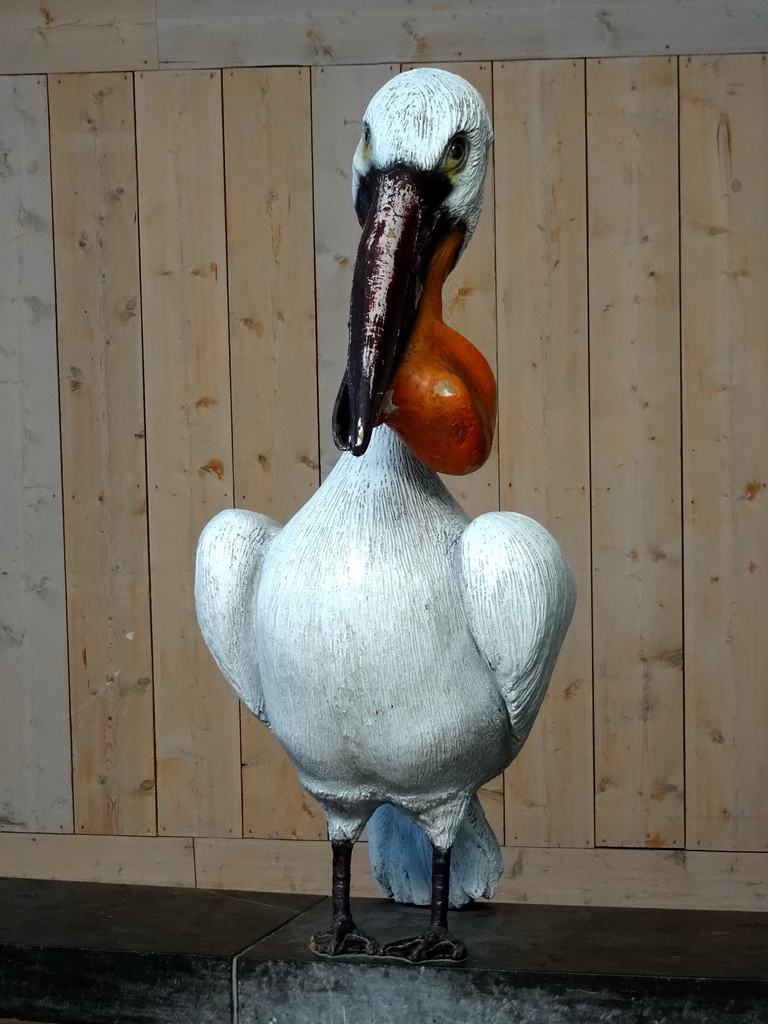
[196,68,575,962]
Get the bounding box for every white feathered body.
[197,426,575,873]
[257,429,511,847]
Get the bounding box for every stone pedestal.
[1,877,766,1023]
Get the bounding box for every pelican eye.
[442,133,469,175]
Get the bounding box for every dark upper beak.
[332,165,451,456]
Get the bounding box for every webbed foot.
[381,925,467,963]
[310,915,380,958]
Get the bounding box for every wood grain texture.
[311,64,397,480]
[194,837,371,895]
[49,72,155,838]
[0,75,72,835]
[195,837,768,912]
[495,846,768,911]
[224,67,325,842]
[224,68,319,523]
[156,1,768,69]
[588,57,684,849]
[1,1,767,77]
[0,0,158,74]
[680,54,768,852]
[135,70,241,837]
[240,733,325,841]
[494,60,593,849]
[0,833,195,886]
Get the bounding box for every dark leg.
[310,840,379,957]
[381,845,468,962]
[430,845,452,931]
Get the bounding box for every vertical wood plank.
[681,54,768,851]
[136,70,241,837]
[50,72,155,837]
[588,57,684,849]
[312,63,397,480]
[223,66,324,840]
[225,67,319,522]
[403,61,502,839]
[0,75,72,834]
[495,59,593,848]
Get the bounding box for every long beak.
[332,166,449,456]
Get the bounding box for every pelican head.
[332,68,496,475]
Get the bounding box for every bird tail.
[367,795,502,909]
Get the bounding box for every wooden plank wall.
[0,75,72,834]
[681,54,768,852]
[494,59,592,850]
[3,2,768,73]
[49,72,155,837]
[588,57,685,850]
[1,54,768,911]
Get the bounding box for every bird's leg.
[310,840,379,957]
[381,845,468,962]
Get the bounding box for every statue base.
[2,877,766,1024]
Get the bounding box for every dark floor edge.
[229,893,328,960]
[229,896,327,1024]
[4,880,768,1024]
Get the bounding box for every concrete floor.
[2,877,768,1023]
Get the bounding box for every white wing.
[458,511,576,749]
[195,509,281,723]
